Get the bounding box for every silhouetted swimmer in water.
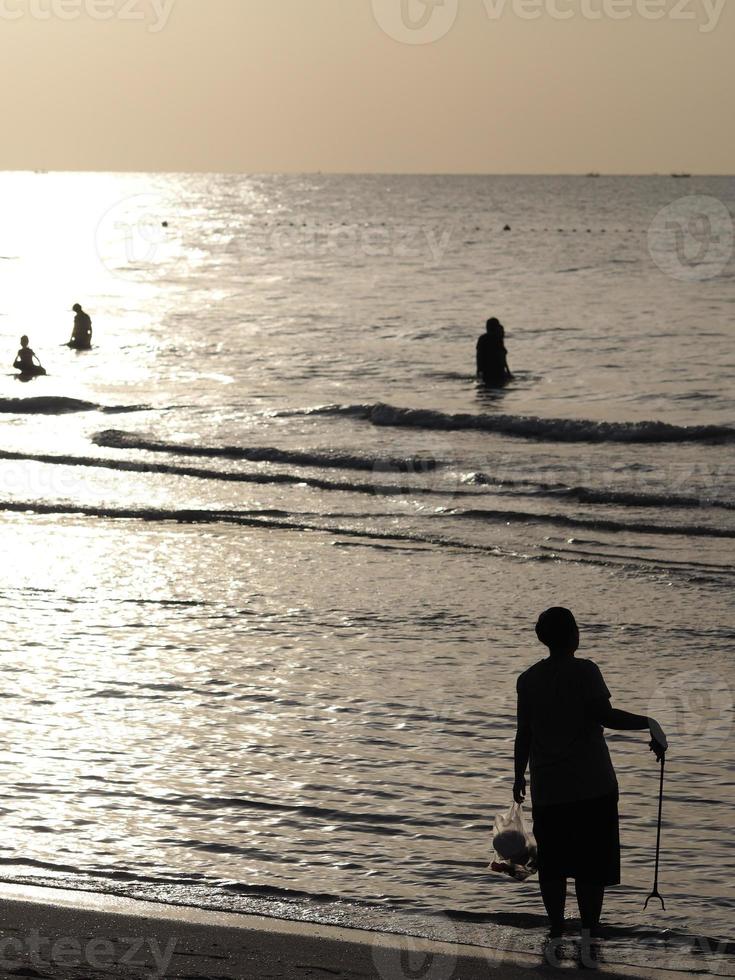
[477,317,512,386]
[68,303,93,349]
[13,336,46,377]
[514,608,668,946]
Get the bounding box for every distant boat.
[671,173,692,178]
[586,172,601,178]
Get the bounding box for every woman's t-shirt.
[517,656,618,807]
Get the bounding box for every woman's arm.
[591,699,668,760]
[599,703,649,730]
[513,692,531,803]
[513,729,530,803]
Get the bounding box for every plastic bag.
[489,802,538,881]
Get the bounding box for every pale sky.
[1,0,732,173]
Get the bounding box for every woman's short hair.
[536,607,578,648]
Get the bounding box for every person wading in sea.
[476,317,512,386]
[13,335,45,376]
[69,303,93,349]
[513,607,668,942]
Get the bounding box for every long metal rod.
[644,756,666,910]
[652,757,665,888]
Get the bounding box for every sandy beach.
[0,884,709,980]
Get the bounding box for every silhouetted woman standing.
[513,608,667,940]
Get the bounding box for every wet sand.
[0,884,700,979]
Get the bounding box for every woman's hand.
[648,718,668,762]
[513,776,526,804]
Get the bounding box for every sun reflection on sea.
[0,172,732,950]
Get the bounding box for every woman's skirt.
[532,791,620,885]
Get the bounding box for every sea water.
[0,172,733,974]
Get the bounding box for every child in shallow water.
[13,335,44,375]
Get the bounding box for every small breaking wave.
[1,499,732,585]
[0,397,148,415]
[285,403,735,444]
[0,448,457,499]
[94,429,437,473]
[0,396,98,414]
[449,507,735,539]
[5,446,731,516]
[463,474,735,511]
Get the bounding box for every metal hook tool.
[644,755,666,911]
